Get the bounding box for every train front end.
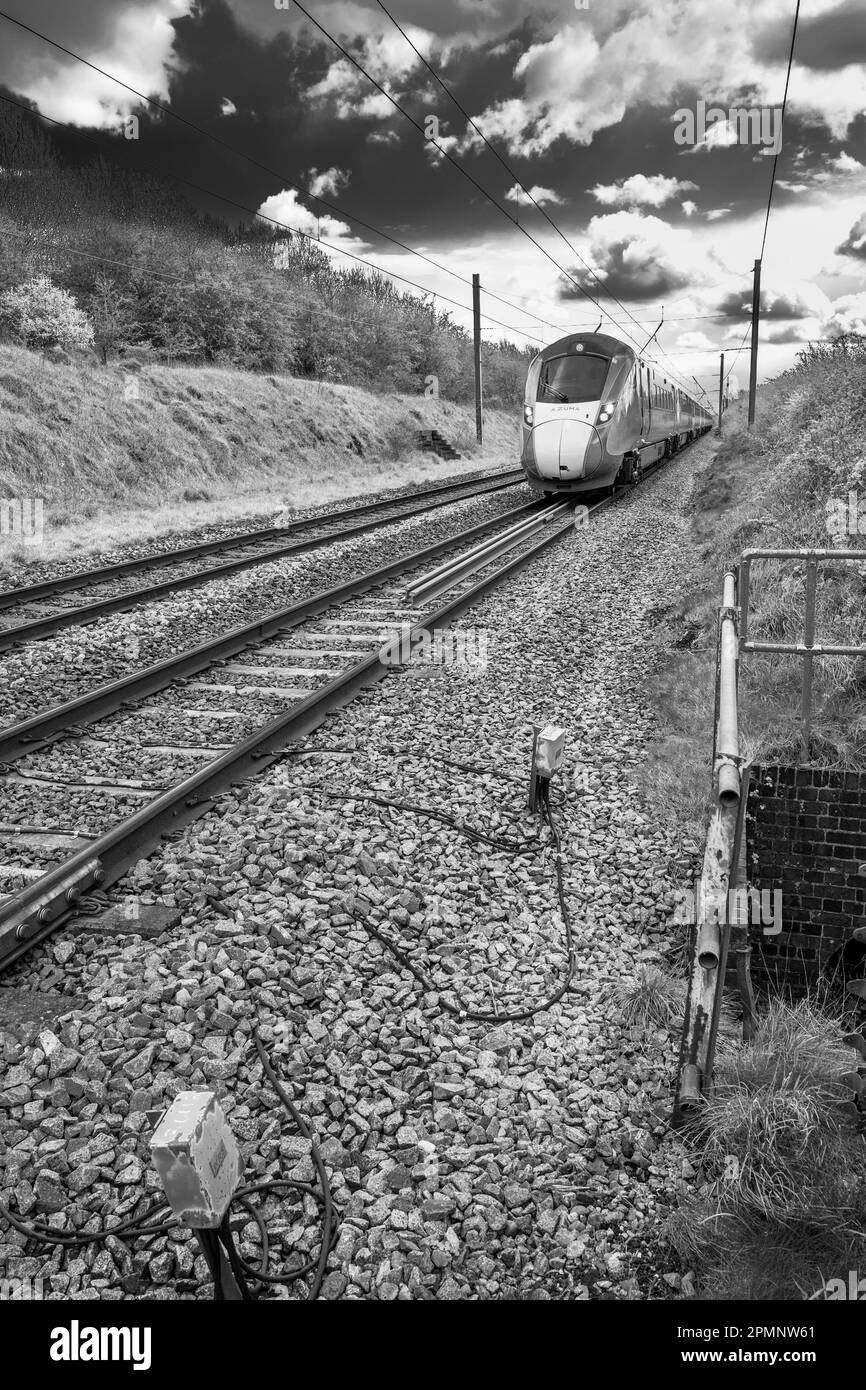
[520,333,640,495]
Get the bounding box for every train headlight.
[597,400,615,424]
[523,405,534,427]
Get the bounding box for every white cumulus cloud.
[504,183,563,206]
[6,1,193,129]
[590,173,698,208]
[257,188,369,263]
[304,166,351,198]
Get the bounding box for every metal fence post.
[739,556,750,649]
[801,559,818,762]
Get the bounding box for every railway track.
[0,466,525,651]
[0,457,670,973]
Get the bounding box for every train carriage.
[520,332,712,495]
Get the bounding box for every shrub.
[0,275,94,353]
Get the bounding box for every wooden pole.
[718,352,725,431]
[472,272,483,445]
[747,259,761,429]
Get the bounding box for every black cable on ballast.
[0,1196,178,1247]
[0,1175,337,1301]
[230,1181,340,1285]
[252,1032,336,1301]
[197,1226,228,1301]
[355,795,577,1023]
[311,788,542,855]
[0,1036,339,1301]
[217,1213,257,1300]
[282,745,530,785]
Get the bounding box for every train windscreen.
[537,353,609,404]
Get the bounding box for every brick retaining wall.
[746,765,866,990]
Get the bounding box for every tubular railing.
[675,568,744,1119]
[677,547,866,1117]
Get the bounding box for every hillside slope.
[0,345,520,534]
[639,338,866,838]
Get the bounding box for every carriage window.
[537,353,609,403]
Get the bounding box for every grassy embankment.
[0,343,520,574]
[643,339,866,842]
[632,340,866,1300]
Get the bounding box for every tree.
[0,275,94,353]
[89,274,137,363]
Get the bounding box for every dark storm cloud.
[836,212,866,259]
[7,0,331,228]
[754,0,866,71]
[0,0,568,249]
[224,0,535,44]
[3,0,856,259]
[173,3,551,248]
[715,288,812,320]
[558,239,691,304]
[765,325,812,345]
[4,0,864,342]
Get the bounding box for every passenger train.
[519,331,712,495]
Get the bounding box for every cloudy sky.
[1,0,865,395]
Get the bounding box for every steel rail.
[0,466,524,612]
[0,499,584,969]
[0,472,528,651]
[408,501,572,603]
[0,438,692,969]
[0,499,543,764]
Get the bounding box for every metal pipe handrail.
[716,570,740,804]
[741,547,866,560]
[744,640,866,657]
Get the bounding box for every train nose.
[530,419,597,480]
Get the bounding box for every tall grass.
[612,962,687,1032]
[667,998,866,1300]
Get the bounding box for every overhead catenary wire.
[373,0,712,375]
[287,0,705,400]
[1,6,734,388]
[0,8,565,340]
[759,0,801,260]
[0,90,546,346]
[1,7,745,389]
[737,0,801,414]
[374,0,667,339]
[725,324,753,384]
[2,226,189,283]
